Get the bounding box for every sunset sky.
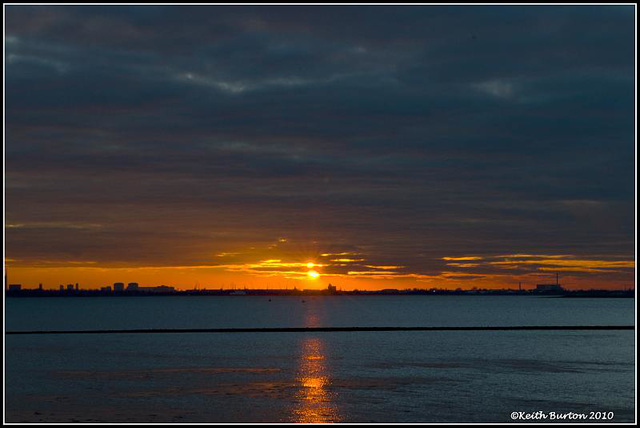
[5,5,636,290]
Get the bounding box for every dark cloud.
[5,5,635,287]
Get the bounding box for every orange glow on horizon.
[4,249,635,292]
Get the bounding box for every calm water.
[5,296,636,422]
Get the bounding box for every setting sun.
[307,270,320,279]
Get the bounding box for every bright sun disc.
[307,262,315,268]
[307,270,320,278]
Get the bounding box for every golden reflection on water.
[291,336,340,423]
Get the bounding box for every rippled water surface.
[5,296,635,422]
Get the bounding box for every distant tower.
[75,283,79,291]
[518,282,522,291]
[39,283,43,291]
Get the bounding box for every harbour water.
[5,295,636,422]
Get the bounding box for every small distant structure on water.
[8,284,21,292]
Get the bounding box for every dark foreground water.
[5,296,636,423]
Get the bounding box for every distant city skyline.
[5,5,636,290]
[8,268,631,292]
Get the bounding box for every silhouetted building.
[38,283,43,291]
[113,282,125,292]
[536,284,563,292]
[126,282,139,291]
[536,273,563,292]
[101,286,112,293]
[75,283,79,291]
[66,284,74,291]
[138,285,175,293]
[8,284,21,292]
[327,284,337,294]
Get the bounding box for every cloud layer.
[5,5,635,289]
